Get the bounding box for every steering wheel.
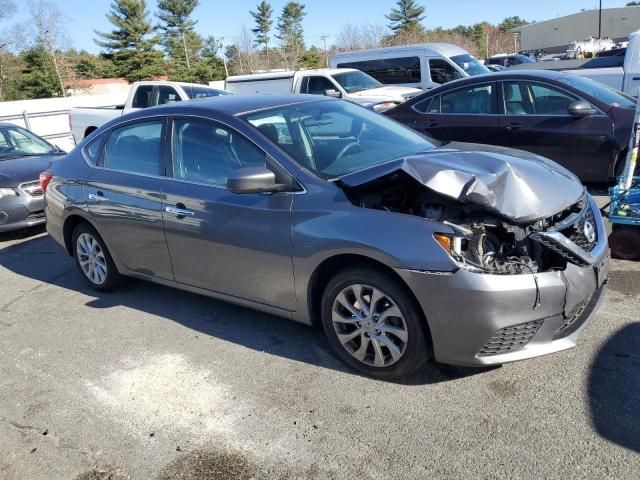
[335,141,361,163]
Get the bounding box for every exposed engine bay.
[340,171,581,275]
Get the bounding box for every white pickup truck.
[517,29,640,97]
[70,81,230,143]
[224,68,421,112]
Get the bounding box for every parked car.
[0,123,64,232]
[225,68,420,112]
[70,81,230,144]
[486,64,507,72]
[44,95,609,380]
[330,43,489,91]
[485,54,536,68]
[386,70,636,182]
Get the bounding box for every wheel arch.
[306,253,429,335]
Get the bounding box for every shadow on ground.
[0,230,487,385]
[588,322,640,453]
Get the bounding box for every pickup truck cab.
[70,81,229,143]
[225,68,420,112]
[514,29,640,97]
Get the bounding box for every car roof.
[332,42,470,58]
[426,69,578,93]
[126,94,335,119]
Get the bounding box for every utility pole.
[321,35,329,67]
[598,0,602,39]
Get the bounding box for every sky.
[4,0,635,54]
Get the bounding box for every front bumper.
[0,191,45,232]
[396,195,610,367]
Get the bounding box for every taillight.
[39,171,53,193]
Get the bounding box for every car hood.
[349,86,422,101]
[0,154,60,187]
[338,142,584,223]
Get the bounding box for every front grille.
[19,181,43,197]
[478,319,544,357]
[561,205,597,252]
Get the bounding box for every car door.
[409,82,501,144]
[303,75,341,97]
[85,119,173,280]
[161,117,297,310]
[497,81,614,180]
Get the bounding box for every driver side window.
[172,119,266,186]
[305,76,337,95]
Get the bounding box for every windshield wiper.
[0,152,56,160]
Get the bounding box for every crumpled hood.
[339,142,585,223]
[0,154,60,187]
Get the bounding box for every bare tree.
[336,24,361,51]
[360,23,387,49]
[0,0,16,22]
[28,0,69,96]
[234,25,256,74]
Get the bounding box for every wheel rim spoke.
[76,233,107,285]
[331,283,409,369]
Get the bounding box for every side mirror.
[324,89,342,98]
[227,167,280,194]
[568,100,597,117]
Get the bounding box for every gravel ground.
[0,191,639,480]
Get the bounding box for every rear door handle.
[506,123,523,131]
[88,192,108,202]
[165,205,194,217]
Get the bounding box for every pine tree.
[157,0,200,71]
[94,0,164,83]
[385,0,425,34]
[276,1,306,69]
[17,47,63,98]
[250,1,273,68]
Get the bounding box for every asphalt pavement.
[0,192,639,479]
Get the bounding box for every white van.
[330,43,490,91]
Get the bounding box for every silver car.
[43,95,610,380]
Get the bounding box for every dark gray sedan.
[0,123,64,232]
[43,95,609,380]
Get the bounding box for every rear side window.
[413,96,437,113]
[103,121,164,175]
[83,135,104,165]
[337,57,421,84]
[440,84,494,114]
[131,86,154,109]
[429,59,463,84]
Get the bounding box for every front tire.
[321,267,431,381]
[72,223,124,292]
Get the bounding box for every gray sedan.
[0,123,64,232]
[43,95,609,380]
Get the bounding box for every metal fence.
[0,109,76,151]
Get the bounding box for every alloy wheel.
[331,284,408,368]
[76,233,107,285]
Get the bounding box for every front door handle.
[506,123,523,131]
[165,205,194,217]
[88,192,108,202]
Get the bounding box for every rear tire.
[321,267,431,381]
[609,225,640,260]
[72,223,124,292]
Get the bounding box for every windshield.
[516,55,536,64]
[243,100,435,179]
[451,54,490,76]
[331,71,383,93]
[183,86,231,99]
[557,74,635,109]
[0,126,57,159]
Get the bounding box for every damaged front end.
[337,148,600,276]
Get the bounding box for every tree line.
[0,0,529,101]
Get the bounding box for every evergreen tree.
[250,1,273,68]
[157,0,200,70]
[385,0,425,34]
[276,1,306,69]
[17,47,62,98]
[94,0,164,82]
